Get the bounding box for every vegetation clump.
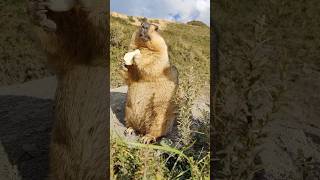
[187,20,207,27]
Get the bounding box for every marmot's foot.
[141,134,156,144]
[124,127,135,136]
[27,0,57,32]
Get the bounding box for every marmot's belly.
[125,81,176,133]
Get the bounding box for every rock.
[110,86,138,141]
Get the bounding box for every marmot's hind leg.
[142,105,175,144]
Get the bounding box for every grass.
[110,14,210,179]
[111,135,210,179]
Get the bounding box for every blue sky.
[110,0,210,25]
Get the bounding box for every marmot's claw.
[121,62,128,71]
[122,66,128,71]
[141,134,156,144]
[124,127,135,136]
[41,19,57,32]
[123,49,141,65]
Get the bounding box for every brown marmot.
[121,22,179,144]
[27,0,108,179]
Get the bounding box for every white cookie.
[46,0,76,12]
[123,49,140,65]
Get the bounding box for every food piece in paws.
[46,0,76,12]
[123,49,141,65]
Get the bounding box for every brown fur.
[31,0,108,179]
[121,24,179,143]
[37,2,107,73]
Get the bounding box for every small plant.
[213,13,290,179]
[175,66,200,146]
[150,19,159,24]
[128,16,135,23]
[137,17,148,23]
[187,20,207,27]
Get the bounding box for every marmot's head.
[130,22,167,52]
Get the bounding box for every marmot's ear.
[152,24,159,31]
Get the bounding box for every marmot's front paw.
[123,49,141,65]
[27,0,57,32]
[121,63,128,71]
[124,127,135,136]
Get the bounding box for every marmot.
[27,0,108,179]
[121,22,179,144]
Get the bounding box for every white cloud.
[110,0,210,25]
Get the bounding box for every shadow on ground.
[110,92,126,126]
[0,95,53,180]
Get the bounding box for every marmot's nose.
[141,22,150,30]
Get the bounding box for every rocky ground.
[257,72,320,179]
